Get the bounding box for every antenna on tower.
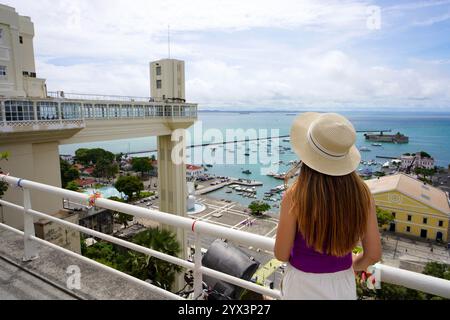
[168,24,171,59]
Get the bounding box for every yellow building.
[366,174,450,244]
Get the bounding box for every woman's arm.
[274,191,298,262]
[352,197,382,271]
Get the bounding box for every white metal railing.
[0,97,197,127]
[0,174,449,300]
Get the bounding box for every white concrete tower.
[150,59,185,102]
[0,4,47,98]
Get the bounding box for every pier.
[195,178,263,195]
[126,135,291,155]
[126,130,392,155]
[376,155,400,160]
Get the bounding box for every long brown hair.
[287,163,371,257]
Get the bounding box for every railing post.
[1,100,6,125]
[57,102,62,124]
[193,232,203,299]
[23,188,39,261]
[33,101,38,122]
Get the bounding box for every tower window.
[423,217,427,224]
[407,215,412,221]
[19,36,23,44]
[0,65,6,78]
[438,220,443,227]
[156,80,162,89]
[156,66,161,76]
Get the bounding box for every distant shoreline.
[197,109,450,115]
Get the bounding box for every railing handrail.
[1,174,450,299]
[47,91,154,102]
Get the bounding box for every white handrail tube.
[375,263,450,299]
[0,222,183,300]
[0,198,282,299]
[0,175,274,252]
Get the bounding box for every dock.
[376,155,400,160]
[126,130,392,156]
[195,178,263,195]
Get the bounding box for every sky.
[5,0,450,111]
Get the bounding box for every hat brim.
[290,112,361,176]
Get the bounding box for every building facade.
[0,4,46,98]
[186,164,204,178]
[366,174,450,244]
[401,153,435,170]
[150,59,185,102]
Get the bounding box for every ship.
[242,169,252,174]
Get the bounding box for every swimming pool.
[83,186,125,199]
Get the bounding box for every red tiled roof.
[75,178,96,187]
[83,167,95,175]
[186,164,203,171]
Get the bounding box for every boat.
[371,143,382,147]
[205,164,213,168]
[225,190,232,194]
[242,169,252,174]
[382,161,390,168]
[359,147,371,152]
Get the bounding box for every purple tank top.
[289,232,352,273]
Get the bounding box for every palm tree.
[128,228,182,291]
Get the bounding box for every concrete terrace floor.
[0,228,171,300]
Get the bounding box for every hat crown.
[308,113,356,157]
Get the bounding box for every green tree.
[83,241,120,269]
[114,175,144,202]
[93,158,119,178]
[419,151,431,158]
[108,196,133,228]
[129,228,182,290]
[248,201,271,216]
[65,181,80,191]
[376,206,394,228]
[60,158,80,188]
[0,151,9,198]
[423,262,450,281]
[82,228,182,291]
[74,148,90,165]
[131,157,152,177]
[115,152,125,163]
[75,148,115,166]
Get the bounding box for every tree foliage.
[114,175,144,202]
[129,228,182,290]
[82,228,181,291]
[60,158,80,188]
[93,158,119,178]
[108,196,133,227]
[248,201,271,216]
[375,206,395,228]
[131,157,153,176]
[0,151,9,198]
[65,180,80,191]
[75,148,115,166]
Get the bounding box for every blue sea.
[60,111,450,207]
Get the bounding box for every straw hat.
[290,112,360,176]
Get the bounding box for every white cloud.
[4,0,450,110]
